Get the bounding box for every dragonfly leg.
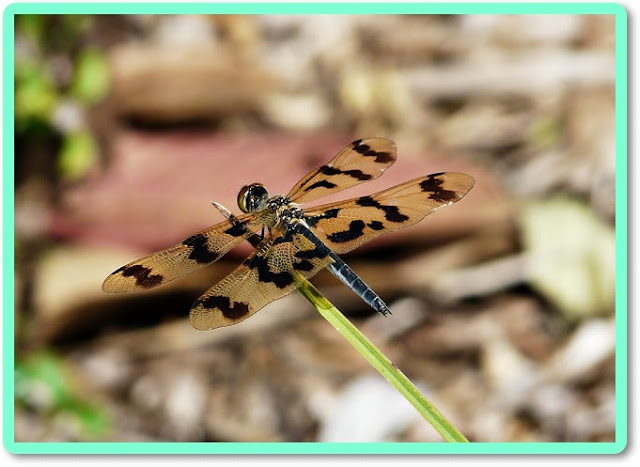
[211,201,263,247]
[210,201,234,219]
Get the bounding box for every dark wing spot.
[199,295,249,320]
[353,141,394,164]
[120,265,163,288]
[319,165,341,176]
[305,208,341,228]
[342,169,372,181]
[355,196,409,223]
[420,175,457,202]
[183,233,219,263]
[320,165,371,181]
[305,179,338,192]
[224,221,249,237]
[355,196,376,207]
[382,207,409,223]
[272,229,295,246]
[327,220,366,243]
[295,247,328,260]
[244,255,294,289]
[293,259,315,271]
[367,220,385,231]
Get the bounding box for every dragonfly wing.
[303,172,475,254]
[286,138,396,204]
[189,225,334,330]
[102,213,260,292]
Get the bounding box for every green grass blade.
[296,278,468,443]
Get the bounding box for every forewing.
[102,213,260,292]
[302,172,475,254]
[286,138,397,204]
[189,225,334,330]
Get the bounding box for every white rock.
[317,374,425,442]
[164,370,208,439]
[544,319,616,383]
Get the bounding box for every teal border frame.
[3,2,627,455]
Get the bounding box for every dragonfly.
[103,138,474,331]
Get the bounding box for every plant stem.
[296,279,468,443]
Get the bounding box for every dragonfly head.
[237,183,270,213]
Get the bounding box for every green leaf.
[16,15,46,43]
[68,401,111,438]
[15,350,111,439]
[15,62,58,127]
[70,48,110,104]
[15,351,71,409]
[58,131,99,182]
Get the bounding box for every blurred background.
[13,14,617,442]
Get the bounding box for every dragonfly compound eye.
[237,183,270,213]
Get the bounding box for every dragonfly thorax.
[265,195,300,219]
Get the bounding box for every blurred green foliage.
[15,14,108,182]
[59,130,99,182]
[15,14,47,43]
[70,47,110,104]
[526,114,564,151]
[14,61,58,130]
[15,350,111,440]
[16,14,93,53]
